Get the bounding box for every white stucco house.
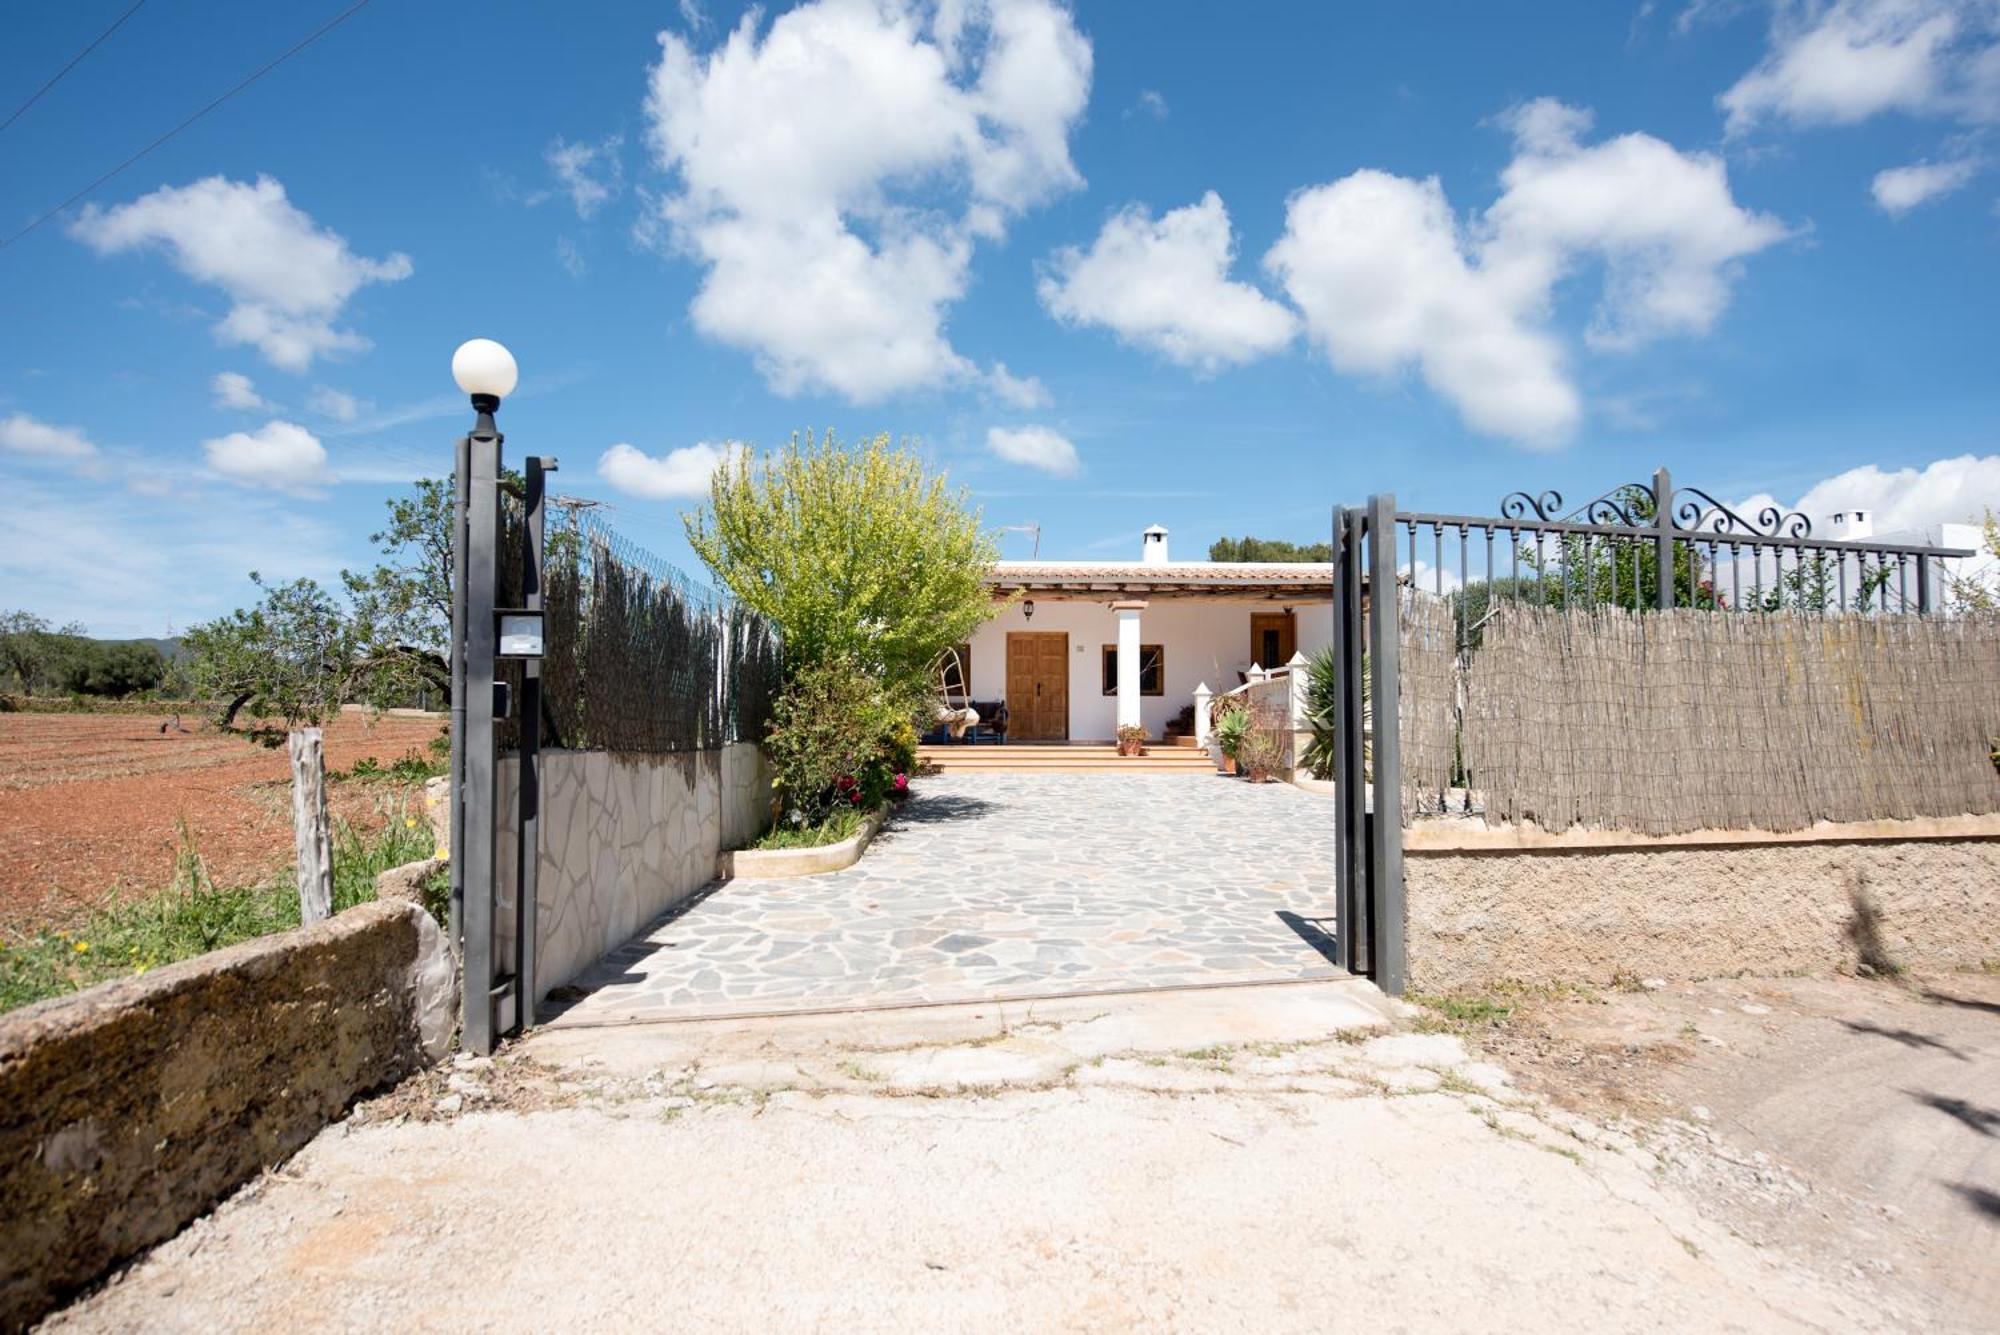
[941,526,1333,743]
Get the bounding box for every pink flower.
[893,773,908,792]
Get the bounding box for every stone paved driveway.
[547,772,1342,1024]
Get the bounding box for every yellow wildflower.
[405,817,418,828]
[74,941,90,954]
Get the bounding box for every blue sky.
[3,0,1997,635]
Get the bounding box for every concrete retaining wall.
[495,743,771,1006]
[1405,818,2000,992]
[0,900,453,1328]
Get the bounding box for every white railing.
[1193,652,1310,774]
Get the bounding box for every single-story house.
[944,526,1333,743]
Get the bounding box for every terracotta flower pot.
[1117,740,1146,757]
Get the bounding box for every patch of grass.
[0,806,440,1016]
[747,806,868,851]
[332,747,447,785]
[1408,991,1516,1029]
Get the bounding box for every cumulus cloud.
[1039,192,1298,372]
[1719,0,2000,134]
[545,135,624,218]
[1129,88,1169,120]
[642,0,1091,402]
[307,387,363,422]
[556,235,588,278]
[202,420,329,493]
[1871,155,1981,210]
[598,441,733,498]
[70,176,411,372]
[1264,100,1785,446]
[1742,454,2000,532]
[986,424,1079,476]
[210,371,268,411]
[985,361,1052,409]
[0,412,97,461]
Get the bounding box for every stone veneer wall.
[1404,820,2000,992]
[0,900,453,1329]
[495,743,770,1005]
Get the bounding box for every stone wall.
[1404,819,2000,992]
[0,900,452,1329]
[495,743,771,1005]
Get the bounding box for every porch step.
[919,744,1216,774]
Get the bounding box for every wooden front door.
[1006,631,1069,741]
[1251,612,1296,670]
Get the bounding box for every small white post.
[1285,651,1310,733]
[1246,662,1267,684]
[1193,683,1212,748]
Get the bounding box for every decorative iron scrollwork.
[1574,485,1648,527]
[1499,489,1563,522]
[1671,486,1811,539]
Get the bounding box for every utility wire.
[0,0,375,251]
[0,0,150,135]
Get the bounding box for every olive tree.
[185,574,425,922]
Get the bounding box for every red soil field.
[0,710,447,934]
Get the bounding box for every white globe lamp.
[451,338,518,403]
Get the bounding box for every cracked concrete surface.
[45,979,1940,1333]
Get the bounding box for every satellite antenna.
[996,522,1041,558]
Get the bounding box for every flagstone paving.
[546,771,1343,1024]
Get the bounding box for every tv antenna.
[996,522,1041,558]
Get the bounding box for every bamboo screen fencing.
[1400,594,2000,835]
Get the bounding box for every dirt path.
[1426,970,2000,1331]
[0,711,443,932]
[47,981,1936,1333]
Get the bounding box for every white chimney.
[1827,510,1873,541]
[1141,525,1170,565]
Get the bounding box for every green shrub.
[763,656,920,827]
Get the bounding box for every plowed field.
[0,710,445,933]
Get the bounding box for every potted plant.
[1238,724,1284,784]
[1212,704,1249,775]
[1116,723,1148,757]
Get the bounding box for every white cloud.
[985,361,1052,409]
[1743,454,2000,532]
[210,371,268,411]
[986,424,1079,476]
[0,412,97,461]
[1129,88,1169,120]
[556,234,588,278]
[642,0,1091,402]
[1871,155,1981,210]
[1039,192,1298,372]
[678,0,709,32]
[598,440,733,498]
[1719,0,2000,134]
[1264,100,1785,446]
[201,420,329,493]
[545,135,624,218]
[70,176,411,372]
[307,387,363,422]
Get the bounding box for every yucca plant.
[1299,646,1367,781]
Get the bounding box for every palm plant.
[1299,645,1366,781]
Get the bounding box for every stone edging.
[1404,811,2000,854]
[718,805,891,879]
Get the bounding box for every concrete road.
[46,979,1938,1333]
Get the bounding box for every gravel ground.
[45,979,1938,1334]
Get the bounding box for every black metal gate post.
[1364,493,1406,995]
[448,436,469,944]
[1332,494,1406,996]
[1332,504,1369,977]
[512,457,553,1031]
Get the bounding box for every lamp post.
[449,337,517,1055]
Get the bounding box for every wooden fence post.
[289,726,333,924]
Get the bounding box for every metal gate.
[447,400,555,1056]
[1331,468,1972,998]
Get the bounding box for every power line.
[0,0,150,136]
[0,0,376,251]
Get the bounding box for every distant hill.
[129,637,188,661]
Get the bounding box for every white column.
[1112,600,1145,732]
[1285,651,1310,733]
[1192,682,1212,748]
